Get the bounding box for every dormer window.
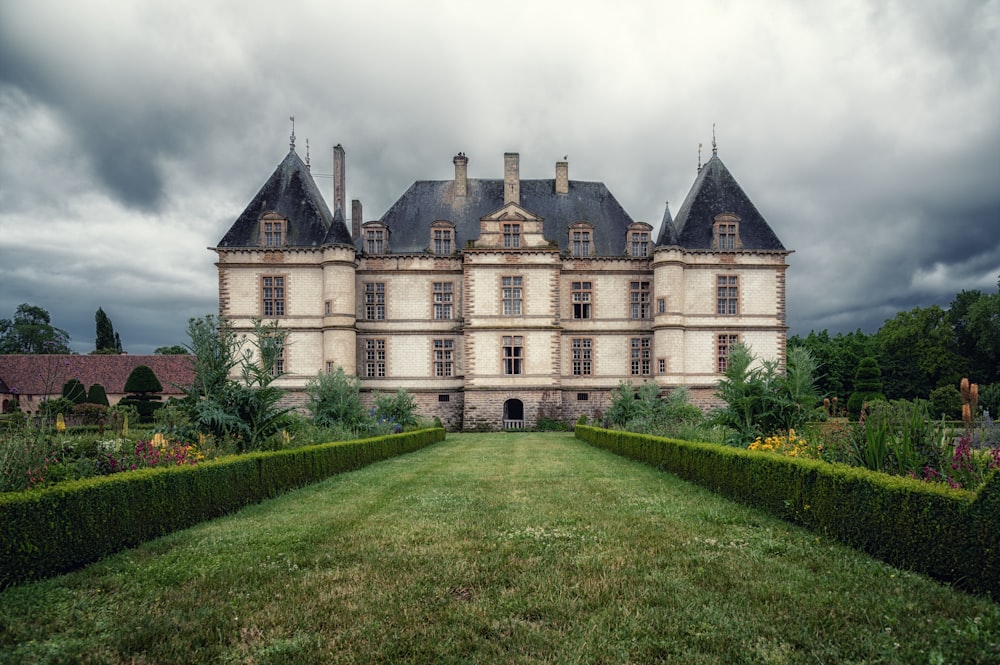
[363,223,388,254]
[627,222,653,257]
[569,222,593,257]
[713,214,741,250]
[260,213,286,247]
[431,221,455,254]
[502,223,521,248]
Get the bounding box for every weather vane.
[712,123,717,155]
[289,116,296,151]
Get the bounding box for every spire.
[305,138,311,171]
[697,142,702,173]
[289,116,296,152]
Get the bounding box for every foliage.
[748,429,822,459]
[94,307,123,354]
[712,343,821,446]
[788,328,876,402]
[175,316,293,451]
[847,356,885,418]
[876,305,965,400]
[86,383,110,406]
[305,367,367,430]
[373,389,418,431]
[153,345,189,355]
[72,402,109,426]
[61,378,87,404]
[38,397,74,420]
[123,365,163,394]
[929,384,962,419]
[0,303,72,354]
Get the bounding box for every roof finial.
[289,116,296,152]
[712,123,717,155]
[697,142,702,173]
[305,138,311,170]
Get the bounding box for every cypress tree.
[94,307,122,353]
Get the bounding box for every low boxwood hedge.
[575,424,998,599]
[0,428,444,589]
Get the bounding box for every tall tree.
[876,305,965,400]
[0,304,72,354]
[94,307,122,353]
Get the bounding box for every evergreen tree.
[847,356,886,418]
[121,365,163,422]
[94,307,122,353]
[61,378,87,404]
[86,383,110,406]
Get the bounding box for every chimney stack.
[453,152,468,197]
[555,160,569,195]
[351,199,362,241]
[333,144,346,214]
[503,152,520,205]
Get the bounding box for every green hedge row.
[575,425,999,599]
[0,428,445,589]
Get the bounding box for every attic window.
[568,222,593,257]
[364,224,387,254]
[430,220,455,255]
[260,213,286,247]
[713,214,741,250]
[627,222,653,257]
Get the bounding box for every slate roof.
[656,152,785,251]
[216,149,353,248]
[376,178,636,255]
[0,355,195,397]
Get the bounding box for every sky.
[1,0,998,355]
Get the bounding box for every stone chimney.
[555,160,569,195]
[333,144,346,214]
[351,199,362,241]
[453,152,468,197]
[503,152,520,205]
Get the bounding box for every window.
[656,298,666,314]
[572,338,592,376]
[717,334,740,373]
[262,219,285,247]
[324,301,332,316]
[572,281,592,319]
[629,231,650,257]
[629,281,651,319]
[438,394,450,402]
[717,275,739,315]
[502,223,521,248]
[433,228,453,254]
[267,339,285,378]
[366,228,385,254]
[713,214,741,250]
[571,230,591,257]
[630,337,651,375]
[364,282,386,320]
[364,339,386,377]
[502,276,523,316]
[326,361,334,374]
[503,336,523,375]
[658,358,666,374]
[433,339,454,377]
[577,393,589,401]
[433,282,453,320]
[262,276,285,317]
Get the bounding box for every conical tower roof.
[217,149,352,247]
[661,152,784,251]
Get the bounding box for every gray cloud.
[1,0,998,353]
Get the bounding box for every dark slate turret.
[660,152,784,251]
[376,178,635,255]
[217,149,353,247]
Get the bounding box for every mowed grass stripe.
[1,432,997,664]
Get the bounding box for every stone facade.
[213,144,789,430]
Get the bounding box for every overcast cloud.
[1,0,998,354]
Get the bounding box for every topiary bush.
[847,356,886,419]
[61,379,87,405]
[86,383,110,407]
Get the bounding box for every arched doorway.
[503,399,524,429]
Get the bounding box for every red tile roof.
[0,354,196,397]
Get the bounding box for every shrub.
[374,389,418,430]
[123,365,163,394]
[86,383,110,407]
[306,367,367,430]
[61,379,87,405]
[847,356,886,418]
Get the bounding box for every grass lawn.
[1,432,997,664]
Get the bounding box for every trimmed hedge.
[0,428,444,589]
[575,425,999,599]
